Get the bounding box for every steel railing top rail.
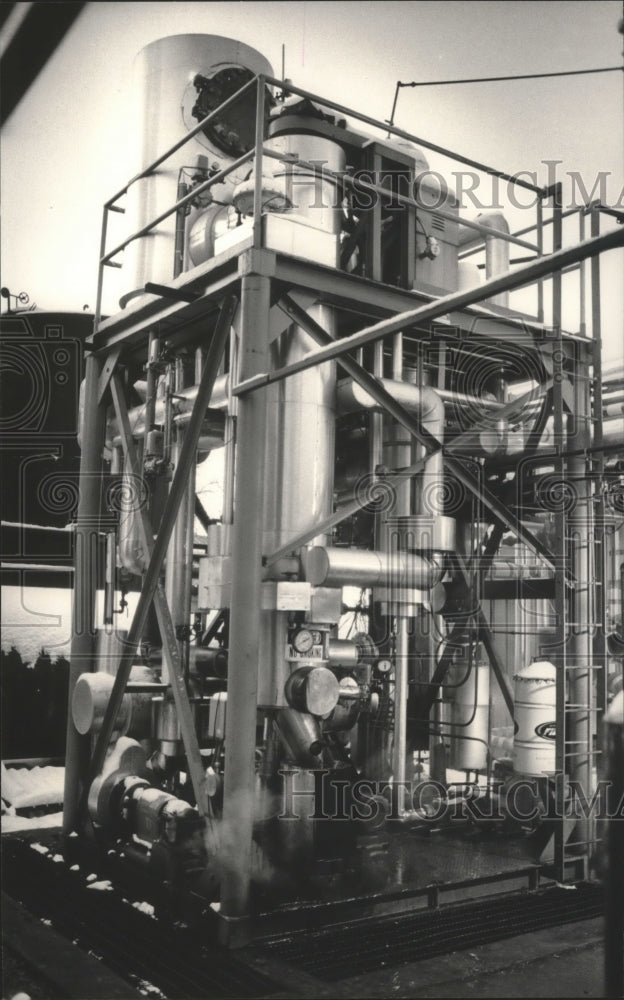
[94,68,559,327]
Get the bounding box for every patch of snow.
[86,879,113,891]
[29,842,48,854]
[1,763,64,809]
[132,900,156,918]
[70,864,80,871]
[86,873,98,882]
[134,978,167,998]
[209,901,221,912]
[2,811,62,832]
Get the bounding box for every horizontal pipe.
[327,639,360,667]
[1,562,73,573]
[107,374,229,444]
[307,545,444,589]
[234,226,624,395]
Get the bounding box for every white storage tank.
[513,658,557,776]
[120,34,273,305]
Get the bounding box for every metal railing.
[93,71,554,332]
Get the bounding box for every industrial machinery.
[62,34,624,943]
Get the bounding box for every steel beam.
[109,373,212,819]
[62,352,107,834]
[235,227,624,394]
[220,274,271,925]
[84,297,236,806]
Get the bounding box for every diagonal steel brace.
[84,296,237,816]
[108,373,211,817]
[276,293,560,573]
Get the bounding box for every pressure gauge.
[292,628,315,654]
[375,658,392,676]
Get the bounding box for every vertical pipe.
[220,273,270,924]
[165,357,195,674]
[252,77,266,249]
[604,693,624,998]
[393,618,409,815]
[63,351,106,834]
[536,197,544,323]
[222,333,237,528]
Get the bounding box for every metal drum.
[513,659,557,776]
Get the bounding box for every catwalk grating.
[2,837,281,999]
[258,883,605,982]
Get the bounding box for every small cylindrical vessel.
[513,658,557,776]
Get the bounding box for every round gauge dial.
[376,658,392,675]
[292,628,315,654]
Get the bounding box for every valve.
[419,236,441,260]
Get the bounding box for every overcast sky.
[1,0,622,357]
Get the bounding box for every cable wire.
[398,66,623,89]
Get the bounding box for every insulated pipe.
[306,546,445,590]
[106,374,229,446]
[336,378,445,515]
[459,212,511,307]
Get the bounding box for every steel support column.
[63,351,106,834]
[220,273,271,927]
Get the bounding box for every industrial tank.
[120,34,273,305]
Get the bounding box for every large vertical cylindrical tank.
[248,129,346,707]
[120,35,273,305]
[513,658,556,776]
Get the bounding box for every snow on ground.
[2,811,63,832]
[1,763,65,810]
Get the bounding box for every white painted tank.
[513,658,557,775]
[120,34,273,304]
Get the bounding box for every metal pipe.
[106,374,229,445]
[306,546,445,589]
[63,352,106,834]
[165,359,196,678]
[336,376,444,513]
[604,692,624,998]
[393,619,409,816]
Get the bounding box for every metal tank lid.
[513,658,557,682]
[606,689,623,725]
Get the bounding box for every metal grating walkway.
[258,883,604,982]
